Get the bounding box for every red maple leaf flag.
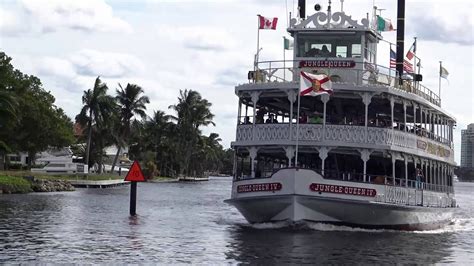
[300,71,333,96]
[258,15,278,30]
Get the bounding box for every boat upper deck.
[245,59,441,108]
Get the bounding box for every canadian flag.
[300,71,333,96]
[258,15,278,30]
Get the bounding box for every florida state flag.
[300,71,333,96]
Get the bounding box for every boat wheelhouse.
[225,2,456,230]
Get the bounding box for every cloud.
[214,68,248,86]
[157,25,237,51]
[0,8,29,35]
[411,15,473,46]
[69,49,145,78]
[0,0,132,36]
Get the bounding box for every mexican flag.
[440,66,449,79]
[376,15,394,31]
[284,37,293,50]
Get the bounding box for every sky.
[0,0,473,164]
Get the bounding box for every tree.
[0,53,74,169]
[110,83,149,173]
[77,77,116,170]
[142,110,177,177]
[202,133,223,172]
[168,89,215,176]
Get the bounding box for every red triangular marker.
[124,161,146,182]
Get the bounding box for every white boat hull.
[225,169,455,230]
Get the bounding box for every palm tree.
[111,83,150,173]
[144,110,176,176]
[168,89,215,176]
[203,133,223,172]
[76,77,116,170]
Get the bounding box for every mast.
[298,0,306,18]
[396,0,405,85]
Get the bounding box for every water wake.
[242,217,474,234]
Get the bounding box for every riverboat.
[225,1,457,230]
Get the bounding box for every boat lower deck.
[226,194,453,231]
[226,168,456,230]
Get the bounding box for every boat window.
[364,39,376,63]
[351,44,361,57]
[47,163,66,168]
[336,46,348,58]
[297,33,362,58]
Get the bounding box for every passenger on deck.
[416,168,424,189]
[256,109,265,123]
[266,114,278,123]
[243,116,251,124]
[299,112,308,123]
[309,112,323,124]
[373,176,385,185]
[306,48,320,57]
[321,45,331,57]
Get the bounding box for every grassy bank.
[0,175,32,193]
[0,171,125,181]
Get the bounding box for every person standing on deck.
[416,168,424,190]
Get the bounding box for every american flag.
[390,49,413,73]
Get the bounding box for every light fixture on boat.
[314,4,321,11]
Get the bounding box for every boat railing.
[235,123,454,153]
[251,59,441,107]
[322,169,454,193]
[235,168,454,194]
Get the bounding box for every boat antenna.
[327,0,332,25]
[340,0,344,12]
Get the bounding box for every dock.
[178,176,209,182]
[69,179,130,188]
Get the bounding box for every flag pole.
[283,37,286,81]
[389,43,393,78]
[255,15,261,75]
[295,88,301,167]
[439,61,442,106]
[413,37,417,80]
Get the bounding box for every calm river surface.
[1,177,473,264]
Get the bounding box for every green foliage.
[143,160,158,179]
[110,83,150,172]
[0,52,231,178]
[168,89,215,176]
[0,175,32,193]
[76,76,117,172]
[0,52,75,169]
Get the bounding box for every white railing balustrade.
[236,124,453,160]
[378,185,453,208]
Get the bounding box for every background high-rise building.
[461,124,474,168]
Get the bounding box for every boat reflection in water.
[225,223,455,264]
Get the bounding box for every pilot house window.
[336,46,348,58]
[297,33,362,58]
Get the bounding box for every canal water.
[1,177,473,264]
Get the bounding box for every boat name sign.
[237,183,282,193]
[310,183,376,197]
[299,60,356,68]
